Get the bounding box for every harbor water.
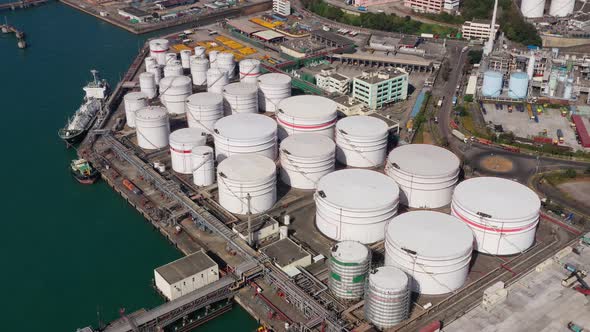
[0,2,257,331]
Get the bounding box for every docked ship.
[58,70,110,146]
[70,159,99,184]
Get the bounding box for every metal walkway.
[104,277,235,332]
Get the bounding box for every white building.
[332,95,366,116]
[353,69,409,110]
[404,0,444,13]
[315,68,351,94]
[260,238,312,277]
[154,250,219,301]
[462,19,500,41]
[273,0,291,16]
[232,216,279,245]
[443,0,459,13]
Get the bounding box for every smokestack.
[484,0,499,56]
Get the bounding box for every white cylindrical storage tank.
[335,116,389,168]
[169,128,208,174]
[329,241,370,300]
[385,211,473,295]
[277,96,338,139]
[147,64,162,85]
[135,106,170,150]
[145,56,157,69]
[159,76,192,115]
[521,0,545,18]
[191,146,215,186]
[139,72,157,99]
[190,57,209,86]
[209,50,219,67]
[217,52,236,79]
[451,177,540,256]
[364,266,410,329]
[258,73,292,113]
[508,72,529,99]
[194,46,206,59]
[549,0,575,17]
[280,134,335,189]
[149,39,169,65]
[124,92,148,128]
[165,52,177,65]
[180,50,192,69]
[207,68,229,94]
[315,169,399,244]
[186,92,224,133]
[239,59,261,84]
[213,113,278,162]
[223,82,259,115]
[163,63,183,78]
[527,55,536,80]
[385,144,460,209]
[217,155,277,214]
[482,71,503,97]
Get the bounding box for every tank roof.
[370,266,408,290]
[278,96,337,119]
[258,73,292,85]
[484,70,503,77]
[280,134,335,158]
[159,75,191,87]
[191,145,214,155]
[223,82,258,95]
[186,92,223,106]
[317,169,399,210]
[337,116,389,137]
[386,211,473,259]
[217,155,275,181]
[136,106,167,119]
[332,241,369,264]
[170,128,207,144]
[214,113,277,140]
[453,177,540,220]
[387,144,459,177]
[511,71,528,78]
[125,91,147,100]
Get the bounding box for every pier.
[0,0,50,11]
[1,23,27,48]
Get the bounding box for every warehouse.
[154,250,219,301]
[117,7,153,23]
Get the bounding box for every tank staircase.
[102,276,236,332]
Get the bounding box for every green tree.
[564,169,577,178]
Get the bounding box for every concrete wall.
[155,265,220,301]
[542,35,590,48]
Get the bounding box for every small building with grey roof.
[260,238,312,277]
[154,250,219,301]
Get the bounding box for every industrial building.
[314,68,351,94]
[260,238,312,277]
[117,7,153,23]
[352,69,408,110]
[461,19,500,41]
[154,250,219,301]
[272,0,290,16]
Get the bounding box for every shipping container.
[452,129,467,143]
[477,138,492,145]
[122,179,143,195]
[500,144,520,153]
[557,129,564,144]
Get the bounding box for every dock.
[0,0,49,11]
[1,23,27,49]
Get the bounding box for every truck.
[452,129,467,143]
[421,33,434,38]
[567,322,584,332]
[477,137,493,145]
[500,144,520,153]
[437,98,443,107]
[452,96,457,106]
[557,129,564,144]
[122,179,143,195]
[357,6,367,11]
[582,232,590,246]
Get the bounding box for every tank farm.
[76,28,585,332]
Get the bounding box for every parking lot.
[482,104,583,150]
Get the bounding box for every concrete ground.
[482,104,582,150]
[447,245,590,332]
[558,180,590,204]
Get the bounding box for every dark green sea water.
[0,2,257,331]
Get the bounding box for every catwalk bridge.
[0,0,50,11]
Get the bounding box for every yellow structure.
[187,36,257,61]
[250,17,283,29]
